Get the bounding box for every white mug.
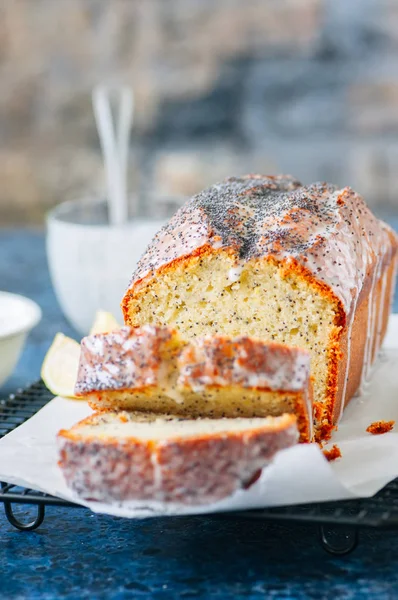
[46,198,166,335]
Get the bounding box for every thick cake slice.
[58,411,298,505]
[75,325,313,442]
[121,175,398,441]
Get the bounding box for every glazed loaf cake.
[75,325,313,442]
[122,175,398,442]
[58,411,298,505]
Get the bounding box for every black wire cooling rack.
[2,380,398,554]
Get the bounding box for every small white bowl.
[0,292,42,388]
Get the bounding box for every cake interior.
[88,387,305,421]
[125,251,341,411]
[69,411,294,441]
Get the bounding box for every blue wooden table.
[1,230,398,600]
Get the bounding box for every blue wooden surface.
[1,229,398,600]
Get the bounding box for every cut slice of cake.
[75,325,313,442]
[121,175,398,441]
[58,411,298,505]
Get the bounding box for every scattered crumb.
[366,420,395,435]
[323,444,342,462]
[118,413,129,423]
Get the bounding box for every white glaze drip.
[336,212,395,419]
[163,385,185,405]
[157,362,185,405]
[389,254,398,311]
[150,451,163,499]
[375,270,388,351]
[339,293,358,421]
[177,338,311,393]
[305,385,314,442]
[359,254,381,393]
[367,253,387,377]
[359,233,392,394]
[212,237,224,250]
[228,265,243,283]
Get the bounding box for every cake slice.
[121,175,398,441]
[58,411,298,505]
[75,325,313,442]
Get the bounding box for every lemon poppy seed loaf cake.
[122,175,398,441]
[58,411,298,505]
[75,325,313,442]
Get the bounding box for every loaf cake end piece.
[58,411,298,505]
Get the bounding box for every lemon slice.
[41,333,81,398]
[89,310,120,335]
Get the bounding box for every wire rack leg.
[319,525,359,555]
[3,501,45,531]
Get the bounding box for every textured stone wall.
[0,0,398,224]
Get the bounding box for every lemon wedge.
[41,333,81,398]
[89,310,120,335]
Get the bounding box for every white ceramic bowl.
[46,198,166,335]
[0,291,42,388]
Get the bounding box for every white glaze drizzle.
[304,385,314,442]
[375,270,388,351]
[338,293,359,421]
[337,199,369,420]
[336,212,394,419]
[150,451,163,500]
[359,253,381,393]
[177,338,311,393]
[359,232,392,395]
[228,265,243,283]
[157,362,185,405]
[76,325,176,394]
[390,254,398,315]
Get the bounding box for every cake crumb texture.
[366,420,395,435]
[323,444,342,461]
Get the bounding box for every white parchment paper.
[1,316,398,518]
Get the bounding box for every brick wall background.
[1,0,398,224]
